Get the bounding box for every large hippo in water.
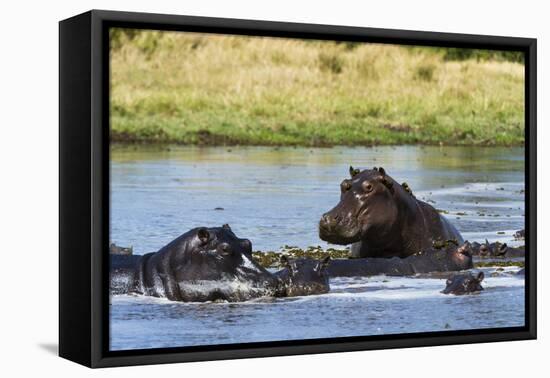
[111,225,332,302]
[326,241,473,277]
[319,166,463,258]
[111,225,281,302]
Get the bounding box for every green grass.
[110,29,525,146]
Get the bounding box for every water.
[109,145,525,351]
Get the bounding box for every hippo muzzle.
[319,210,362,245]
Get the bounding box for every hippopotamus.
[326,241,473,277]
[319,166,463,258]
[514,229,525,240]
[110,225,280,302]
[441,272,484,295]
[111,225,333,302]
[470,240,525,258]
[275,256,331,296]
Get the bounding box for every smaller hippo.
[441,272,484,295]
[470,240,525,258]
[514,229,525,240]
[275,256,331,297]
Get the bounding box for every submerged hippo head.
[276,256,331,297]
[319,166,398,245]
[146,224,279,302]
[441,271,484,295]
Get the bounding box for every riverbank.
[110,30,525,147]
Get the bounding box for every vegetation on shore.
[110,29,525,147]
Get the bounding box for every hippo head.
[449,241,474,268]
[319,166,399,245]
[173,225,279,301]
[441,271,484,295]
[277,256,331,297]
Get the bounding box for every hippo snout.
[320,213,337,230]
[319,213,361,245]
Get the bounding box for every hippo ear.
[349,166,360,178]
[380,176,394,193]
[318,256,331,271]
[378,167,386,176]
[222,223,231,230]
[197,228,211,245]
[476,271,485,282]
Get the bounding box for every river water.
[109,145,525,351]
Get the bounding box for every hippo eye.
[340,180,352,192]
[362,182,373,193]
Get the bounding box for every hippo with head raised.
[441,272,484,295]
[275,256,331,296]
[327,241,473,277]
[110,225,280,302]
[319,166,463,258]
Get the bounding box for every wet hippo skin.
[319,166,463,258]
[441,272,484,295]
[275,256,331,296]
[110,226,334,301]
[326,242,473,277]
[110,225,280,302]
[470,240,525,258]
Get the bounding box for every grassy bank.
[110,30,525,146]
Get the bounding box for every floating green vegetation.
[252,246,350,268]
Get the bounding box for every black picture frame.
[59,9,537,368]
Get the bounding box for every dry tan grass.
[110,29,525,146]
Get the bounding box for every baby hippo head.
[441,272,484,295]
[277,256,331,297]
[449,241,474,268]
